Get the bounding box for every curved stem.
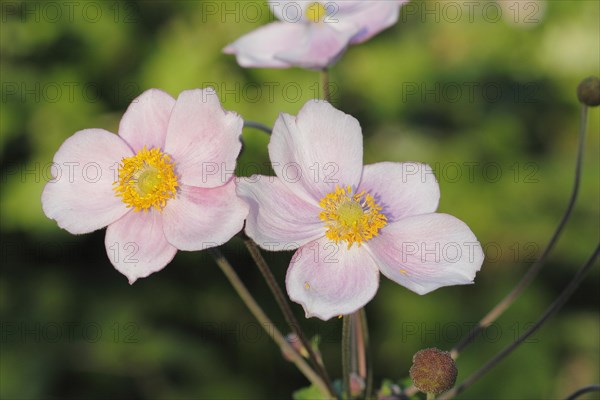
[243,120,272,135]
[209,248,331,396]
[243,239,335,396]
[452,105,589,356]
[402,104,591,398]
[438,244,600,399]
[342,314,351,399]
[564,384,600,400]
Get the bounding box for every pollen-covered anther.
[319,185,387,248]
[114,146,178,212]
[305,2,327,23]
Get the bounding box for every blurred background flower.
[1,0,598,398]
[223,0,407,69]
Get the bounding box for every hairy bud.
[577,76,600,107]
[409,348,458,394]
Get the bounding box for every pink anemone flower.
[42,88,248,284]
[224,0,408,69]
[237,100,484,320]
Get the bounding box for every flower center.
[114,146,178,212]
[319,185,387,248]
[305,2,327,23]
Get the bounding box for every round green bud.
[409,348,458,395]
[577,76,600,107]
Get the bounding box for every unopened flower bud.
[409,348,457,395]
[577,76,600,106]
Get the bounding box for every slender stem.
[243,120,272,135]
[358,309,374,400]
[427,393,436,400]
[354,313,365,379]
[243,239,335,395]
[320,68,331,102]
[438,244,600,399]
[451,105,589,356]
[208,248,331,396]
[564,384,600,400]
[402,97,592,400]
[342,314,352,400]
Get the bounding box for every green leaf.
[378,379,396,396]
[292,384,330,400]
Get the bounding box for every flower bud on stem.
[409,348,458,395]
[577,76,600,106]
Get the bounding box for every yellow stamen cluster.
[306,2,327,23]
[114,146,178,212]
[319,185,387,248]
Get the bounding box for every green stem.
[427,393,436,400]
[451,104,589,357]
[564,385,600,400]
[243,120,272,135]
[208,248,331,396]
[342,314,352,400]
[243,239,335,396]
[403,95,593,400]
[358,309,373,399]
[438,244,600,399]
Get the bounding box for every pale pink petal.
[368,214,484,295]
[105,209,177,284]
[236,176,324,251]
[269,100,363,203]
[359,162,440,223]
[339,0,407,44]
[164,89,243,188]
[41,129,133,234]
[162,181,248,251]
[286,237,380,320]
[224,22,308,68]
[275,24,359,69]
[118,89,176,152]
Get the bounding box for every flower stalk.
[451,102,590,357]
[209,248,332,396]
[243,120,272,135]
[357,309,373,399]
[342,314,352,399]
[438,244,600,399]
[243,239,335,396]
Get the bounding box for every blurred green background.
[1,0,599,398]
